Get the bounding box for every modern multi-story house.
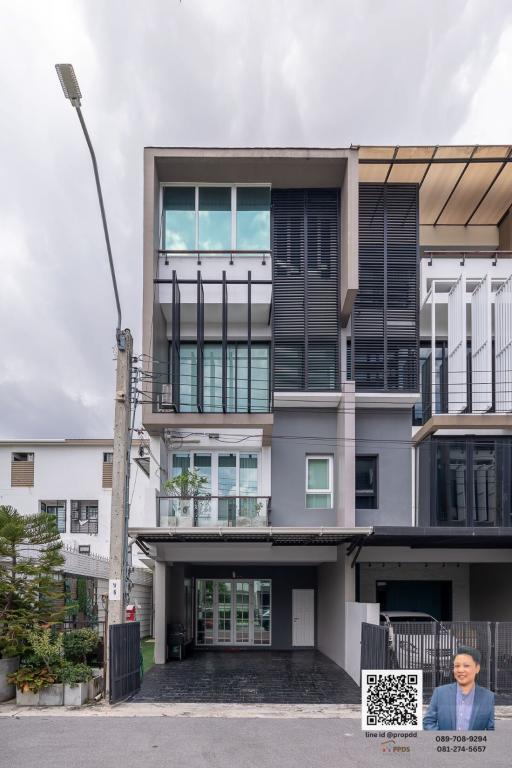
[131,146,512,679]
[0,439,153,635]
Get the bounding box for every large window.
[306,456,333,509]
[431,438,511,527]
[164,451,263,527]
[178,342,270,413]
[356,456,378,510]
[162,185,270,253]
[40,501,66,533]
[196,579,271,646]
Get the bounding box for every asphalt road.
[1,716,512,768]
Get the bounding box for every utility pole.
[109,329,133,624]
[55,64,132,695]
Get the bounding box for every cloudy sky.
[1,0,511,438]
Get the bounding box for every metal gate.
[109,622,141,703]
[361,621,512,694]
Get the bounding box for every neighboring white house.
[0,438,154,634]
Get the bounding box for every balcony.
[156,495,271,528]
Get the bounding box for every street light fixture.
[55,64,134,692]
[55,63,122,343]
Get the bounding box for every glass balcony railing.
[157,495,271,528]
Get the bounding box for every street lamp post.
[55,64,133,688]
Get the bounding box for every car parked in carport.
[380,611,457,673]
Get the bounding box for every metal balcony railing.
[157,495,271,528]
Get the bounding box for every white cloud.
[1,0,511,437]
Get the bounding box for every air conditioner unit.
[159,383,176,412]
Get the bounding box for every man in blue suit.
[423,646,494,731]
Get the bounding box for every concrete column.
[336,381,355,527]
[153,561,168,664]
[317,544,355,670]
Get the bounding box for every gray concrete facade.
[355,408,413,527]
[271,410,337,527]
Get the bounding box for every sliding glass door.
[196,579,271,646]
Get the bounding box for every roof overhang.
[413,414,512,445]
[358,145,512,227]
[129,526,373,547]
[363,526,512,549]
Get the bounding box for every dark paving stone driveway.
[131,650,361,704]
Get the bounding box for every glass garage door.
[196,579,271,646]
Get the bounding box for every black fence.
[109,622,141,704]
[361,621,512,694]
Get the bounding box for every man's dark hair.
[454,646,481,665]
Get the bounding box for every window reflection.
[163,187,195,250]
[198,187,231,251]
[436,442,466,524]
[236,187,270,251]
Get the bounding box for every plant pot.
[39,684,64,706]
[0,657,19,702]
[64,681,88,706]
[16,689,40,706]
[88,673,104,700]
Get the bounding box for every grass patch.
[141,637,155,675]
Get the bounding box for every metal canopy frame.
[358,145,512,226]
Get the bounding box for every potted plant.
[164,469,209,524]
[8,665,58,706]
[61,662,93,706]
[13,629,65,705]
[0,505,67,702]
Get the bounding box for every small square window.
[306,456,333,508]
[103,452,113,463]
[356,456,378,510]
[78,545,91,555]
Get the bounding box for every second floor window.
[178,342,270,413]
[40,500,66,533]
[305,456,333,509]
[355,456,378,510]
[70,501,98,534]
[163,185,270,253]
[102,452,113,489]
[11,452,34,487]
[170,452,259,497]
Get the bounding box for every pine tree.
[0,505,67,658]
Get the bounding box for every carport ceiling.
[358,145,512,226]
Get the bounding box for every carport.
[130,526,373,703]
[131,649,360,704]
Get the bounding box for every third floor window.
[162,185,270,253]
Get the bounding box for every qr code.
[362,670,423,730]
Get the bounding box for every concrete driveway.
[131,650,361,704]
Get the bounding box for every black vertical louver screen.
[272,189,340,391]
[353,183,419,392]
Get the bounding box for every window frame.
[305,455,333,509]
[40,500,66,533]
[355,455,379,510]
[70,501,99,535]
[78,545,91,555]
[161,183,271,253]
[169,451,261,498]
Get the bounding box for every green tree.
[0,505,67,658]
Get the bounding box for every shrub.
[27,629,63,668]
[58,662,93,688]
[7,666,57,693]
[62,629,99,664]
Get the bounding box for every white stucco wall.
[0,441,153,567]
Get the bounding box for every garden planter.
[88,672,104,700]
[64,682,89,706]
[0,657,19,702]
[16,689,40,706]
[39,684,64,706]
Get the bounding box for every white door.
[292,589,314,646]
